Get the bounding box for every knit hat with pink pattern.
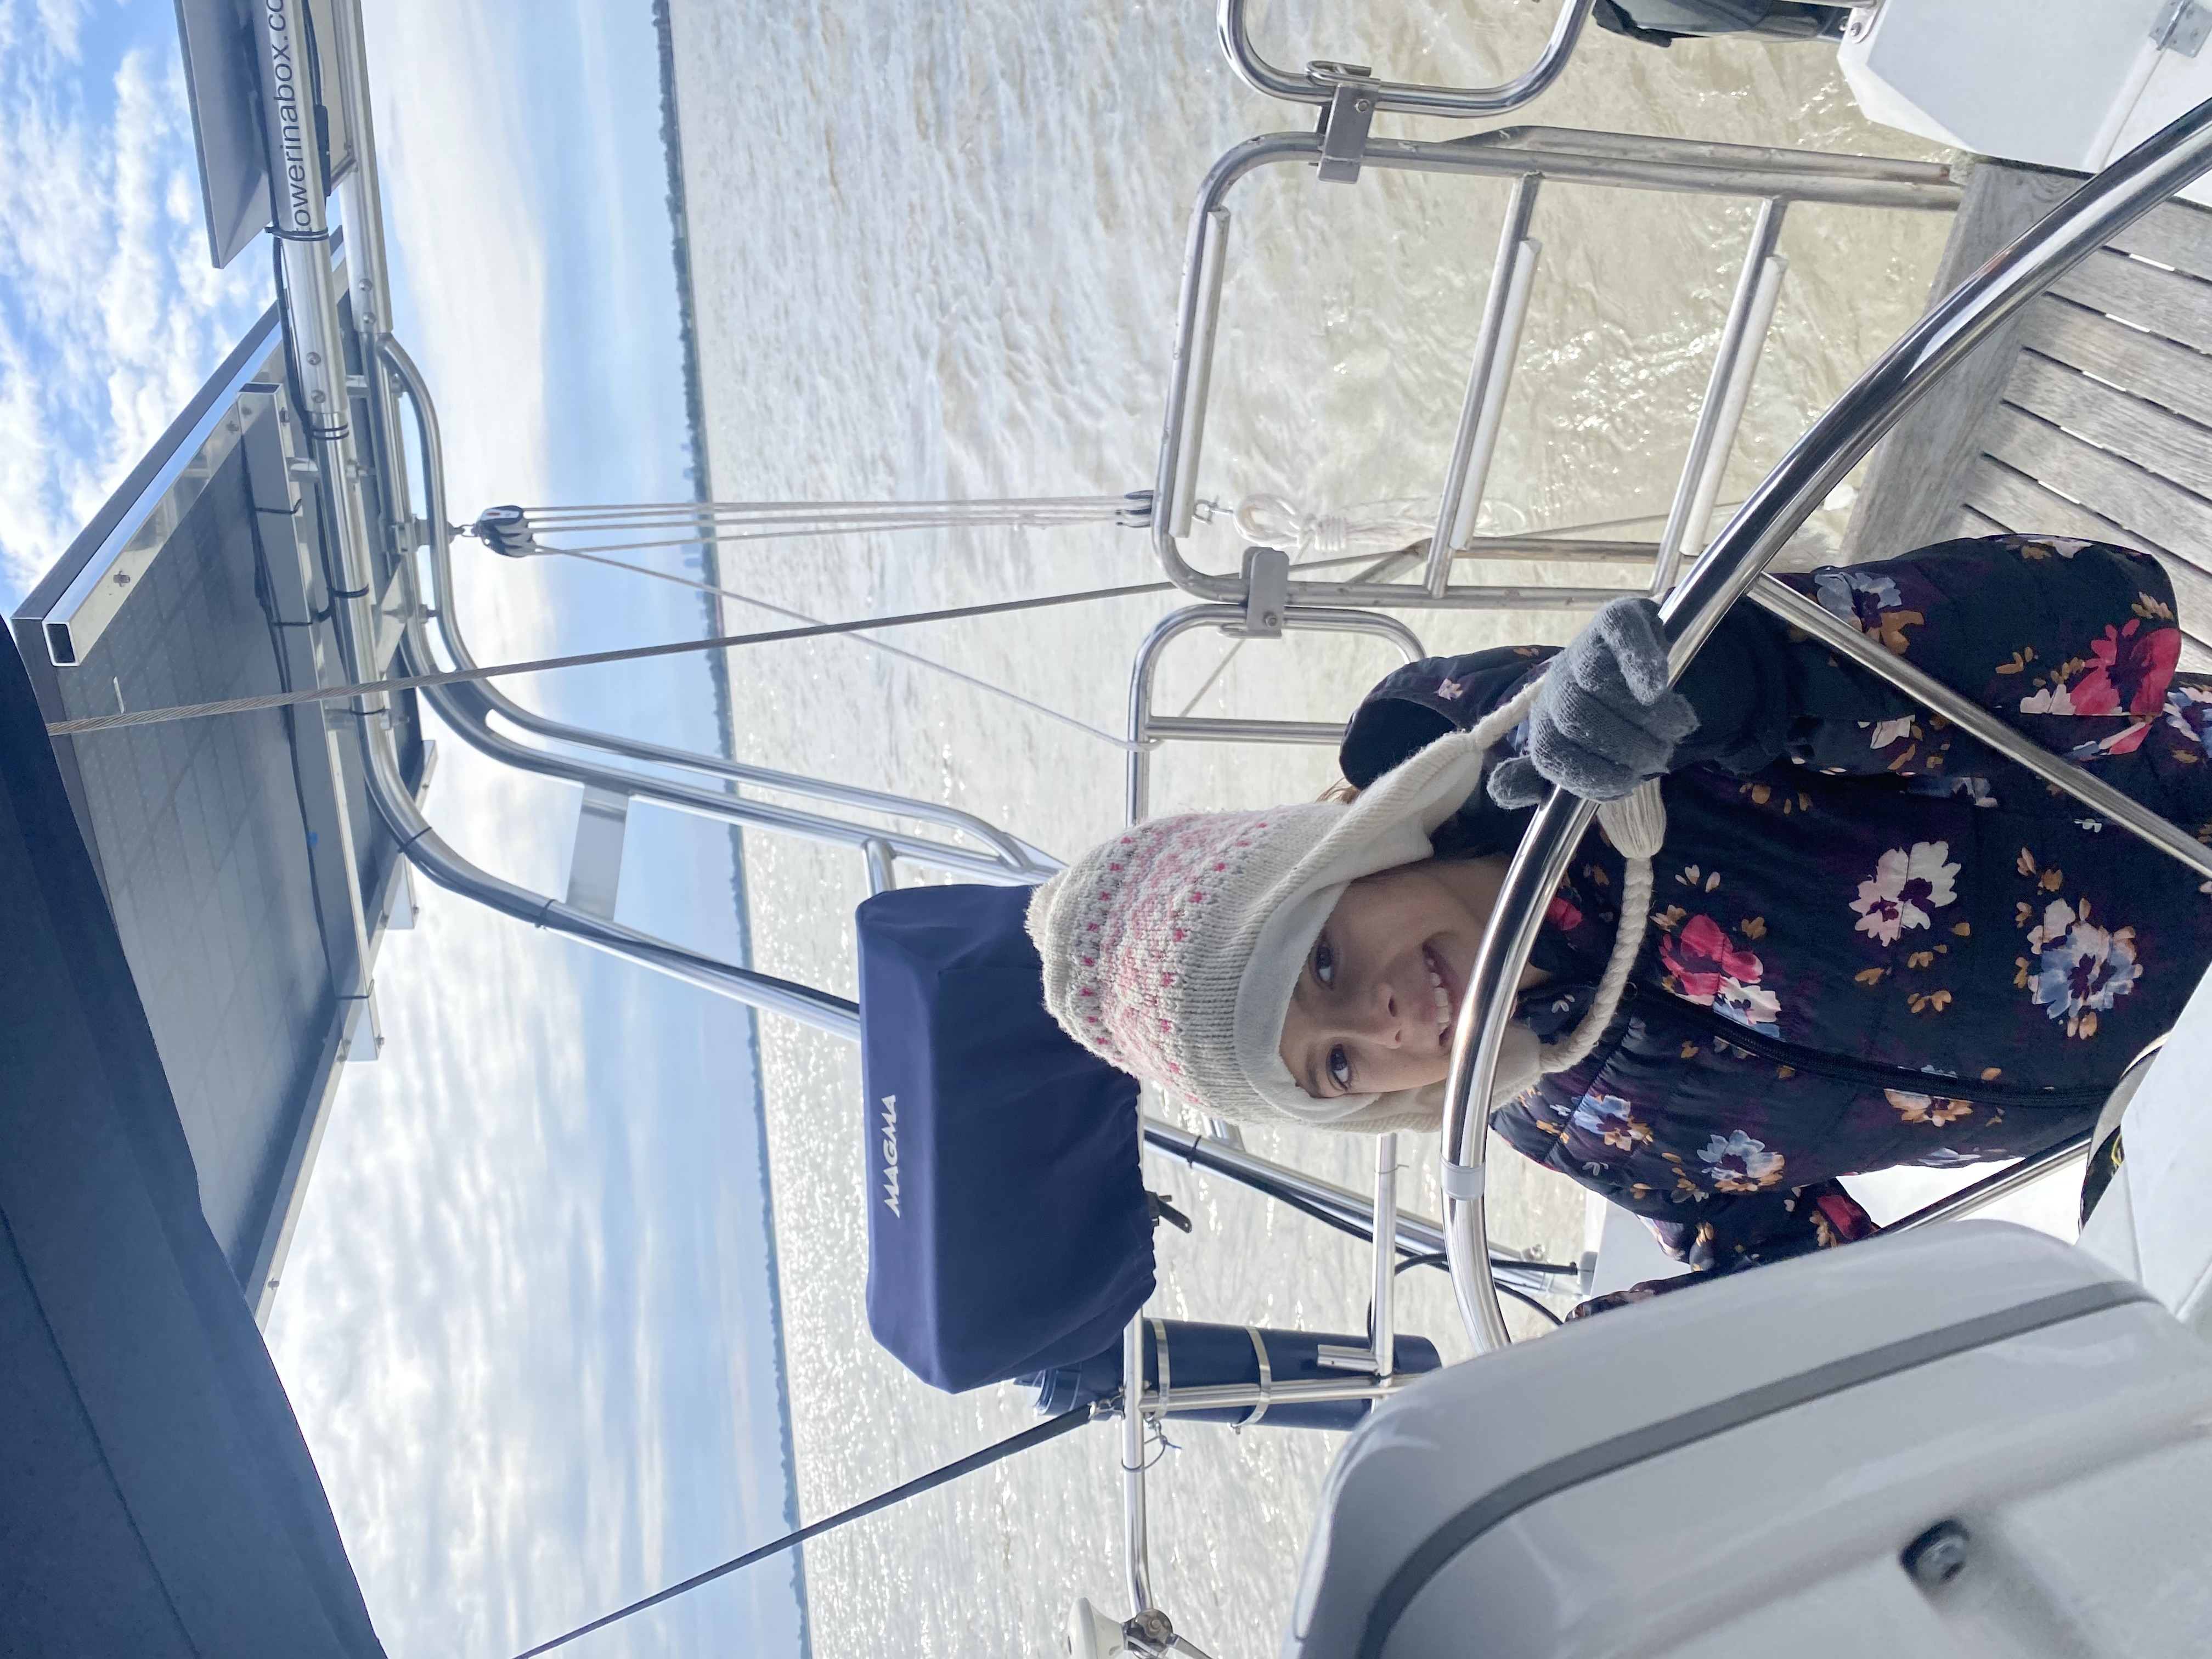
[1025,702,1546,1132]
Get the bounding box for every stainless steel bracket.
[1238,545,1289,636]
[1314,70,1377,183]
[2153,0,2212,56]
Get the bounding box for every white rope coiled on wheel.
[1545,778,1666,1074]
[1460,678,1667,1080]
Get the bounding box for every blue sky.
[1,3,808,1655]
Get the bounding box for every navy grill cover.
[857,883,1154,1392]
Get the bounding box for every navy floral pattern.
[1341,536,2212,1291]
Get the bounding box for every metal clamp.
[1124,603,1426,821]
[1238,546,1289,636]
[1315,74,1378,184]
[1239,1327,1272,1429]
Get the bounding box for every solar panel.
[173,0,357,269]
[174,0,269,269]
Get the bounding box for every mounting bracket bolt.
[1902,1519,1971,1589]
[1239,545,1289,637]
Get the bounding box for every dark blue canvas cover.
[857,883,1154,1392]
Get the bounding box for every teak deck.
[1845,160,2212,668]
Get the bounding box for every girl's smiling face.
[1277,856,1529,1101]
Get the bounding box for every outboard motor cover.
[857,883,1153,1393]
[1288,1222,2212,1659]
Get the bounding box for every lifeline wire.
[507,1404,1099,1659]
[48,524,1647,738]
[546,544,1148,751]
[530,509,1606,744]
[43,581,1176,737]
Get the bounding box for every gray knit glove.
[1487,597,1700,807]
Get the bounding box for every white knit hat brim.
[1230,725,1498,1124]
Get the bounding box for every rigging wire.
[480,494,1154,557]
[43,579,1176,737]
[41,543,1439,740]
[545,544,1148,752]
[50,489,1666,740]
[506,1403,1101,1659]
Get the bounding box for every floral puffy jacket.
[1340,535,2212,1277]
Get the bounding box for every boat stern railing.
[1150,126,1958,617]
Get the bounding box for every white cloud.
[259,8,801,1655]
[5,6,800,1650]
[266,745,802,1659]
[360,0,563,666]
[0,4,263,601]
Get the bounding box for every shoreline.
[653,4,815,1651]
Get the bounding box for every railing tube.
[1151,129,1956,606]
[1649,198,1788,595]
[1127,606,1426,821]
[326,0,393,340]
[1122,1373,1417,1414]
[1752,579,2212,881]
[1170,210,1231,539]
[1668,252,1786,586]
[1122,1310,1153,1613]
[287,337,865,1035]
[1440,94,2212,1353]
[1370,1134,1398,1376]
[1425,176,1541,595]
[1217,0,1597,120]
[1137,1115,1567,1295]
[380,339,1058,883]
[1887,1131,2094,1234]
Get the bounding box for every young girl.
[1027,535,2212,1290]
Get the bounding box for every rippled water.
[664,5,1949,1653]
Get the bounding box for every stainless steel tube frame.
[319,0,404,520]
[1648,198,1788,595]
[1125,604,1427,822]
[251,0,381,683]
[325,0,392,340]
[1138,1114,1564,1296]
[1218,0,1596,119]
[1151,128,1956,606]
[343,551,866,1032]
[1886,1131,2094,1234]
[380,340,1060,887]
[1886,1034,2158,1234]
[252,197,863,1032]
[346,706,862,1039]
[1369,1134,1399,1376]
[1122,1310,1153,1613]
[1424,176,1542,594]
[1438,95,2212,1355]
[1121,1373,1418,1414]
[400,641,1057,888]
[1169,210,1229,539]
